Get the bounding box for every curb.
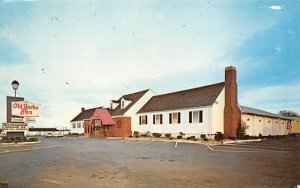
[0,141,41,146]
[124,137,264,145]
[105,137,125,140]
[125,137,210,145]
[221,139,262,145]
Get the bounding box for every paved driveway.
[0,136,299,187]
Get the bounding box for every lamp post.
[11,80,19,97]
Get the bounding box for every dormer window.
[110,100,119,110]
[120,98,131,109]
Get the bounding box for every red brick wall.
[110,117,132,137]
[224,66,241,138]
[88,117,131,138]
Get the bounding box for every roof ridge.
[153,82,224,97]
[138,82,224,113]
[121,89,150,98]
[240,106,277,115]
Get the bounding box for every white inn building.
[70,66,291,138]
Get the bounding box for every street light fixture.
[11,80,19,97]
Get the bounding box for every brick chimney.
[81,107,85,112]
[224,66,241,138]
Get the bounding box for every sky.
[0,0,299,129]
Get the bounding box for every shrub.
[23,137,28,142]
[258,133,263,139]
[133,131,140,137]
[187,136,195,140]
[1,137,8,143]
[28,137,38,142]
[177,135,182,139]
[179,132,185,136]
[267,135,272,139]
[203,138,209,141]
[152,133,161,138]
[237,121,248,139]
[165,133,171,139]
[200,134,206,139]
[214,132,224,141]
[242,135,250,140]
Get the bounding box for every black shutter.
[199,111,203,123]
[145,115,148,124]
[153,115,156,125]
[189,111,192,123]
[178,112,181,124]
[139,116,141,125]
[160,114,163,124]
[169,113,172,124]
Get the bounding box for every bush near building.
[0,137,38,143]
[152,133,161,138]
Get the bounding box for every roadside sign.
[11,101,40,117]
[3,122,28,132]
[11,117,25,122]
[25,117,36,123]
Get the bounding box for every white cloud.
[270,5,282,10]
[239,84,300,114]
[274,46,281,51]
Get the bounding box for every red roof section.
[90,109,115,125]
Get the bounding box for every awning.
[89,108,115,125]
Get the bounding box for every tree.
[278,110,299,117]
[237,121,248,139]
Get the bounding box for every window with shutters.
[139,115,148,125]
[189,110,203,123]
[153,114,163,125]
[169,112,180,124]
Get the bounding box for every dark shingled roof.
[108,89,150,116]
[29,128,59,131]
[240,106,291,120]
[70,107,102,122]
[138,82,225,113]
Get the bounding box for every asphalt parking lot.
[0,136,299,188]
